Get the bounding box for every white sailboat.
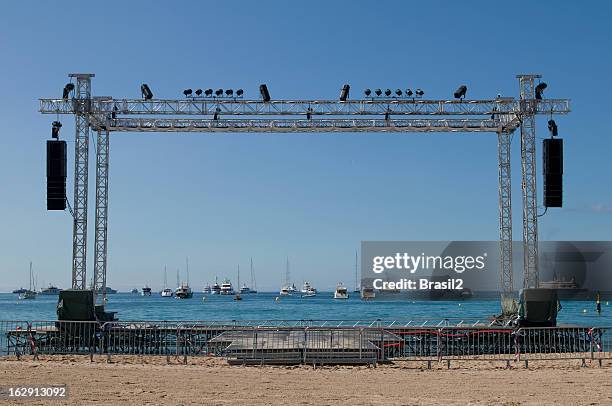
[240,258,257,294]
[175,258,193,299]
[18,262,37,300]
[161,266,173,297]
[279,257,295,295]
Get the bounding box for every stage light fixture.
[375,89,382,97]
[204,89,213,96]
[339,84,350,101]
[454,85,467,100]
[405,89,413,97]
[364,89,371,97]
[215,89,223,97]
[195,89,203,96]
[395,89,402,97]
[62,83,74,99]
[141,84,153,100]
[183,89,193,97]
[236,89,244,97]
[51,121,62,139]
[535,82,547,100]
[259,84,271,102]
[225,89,233,97]
[415,89,424,97]
[385,89,392,97]
[547,119,558,137]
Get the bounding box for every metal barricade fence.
[515,327,611,362]
[1,321,611,365]
[0,320,30,357]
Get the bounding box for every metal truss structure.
[69,74,93,290]
[40,74,570,306]
[517,75,541,290]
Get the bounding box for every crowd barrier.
[1,320,609,366]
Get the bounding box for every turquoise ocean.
[1,292,610,326]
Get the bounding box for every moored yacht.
[142,286,152,296]
[300,281,317,297]
[203,284,212,294]
[211,279,221,295]
[175,283,193,299]
[220,279,234,295]
[39,284,62,295]
[334,283,349,299]
[360,286,376,300]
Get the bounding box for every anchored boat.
[39,284,62,295]
[161,266,173,297]
[220,279,234,295]
[300,281,317,297]
[18,262,37,300]
[334,283,349,299]
[141,286,152,296]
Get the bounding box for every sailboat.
[280,257,295,295]
[18,262,37,300]
[175,258,193,299]
[161,266,173,297]
[239,258,257,294]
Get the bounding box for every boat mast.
[285,257,290,287]
[237,264,240,288]
[29,261,33,291]
[355,250,359,291]
[163,265,167,289]
[186,257,189,286]
[250,257,255,290]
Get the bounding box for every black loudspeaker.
[543,138,563,208]
[47,140,67,210]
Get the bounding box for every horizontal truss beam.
[105,118,512,133]
[39,98,570,117]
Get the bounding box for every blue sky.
[1,1,611,291]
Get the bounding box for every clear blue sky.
[1,1,611,291]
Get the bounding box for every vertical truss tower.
[69,73,94,290]
[517,74,541,289]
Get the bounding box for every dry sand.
[0,356,611,405]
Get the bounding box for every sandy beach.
[0,356,610,405]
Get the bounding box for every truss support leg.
[93,128,110,303]
[69,74,94,289]
[517,74,541,289]
[498,130,515,314]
